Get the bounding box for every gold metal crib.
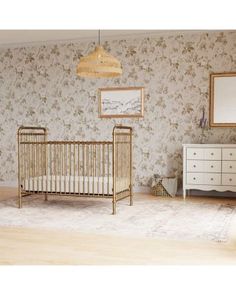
[17,125,133,214]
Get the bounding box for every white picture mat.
[214,76,236,123]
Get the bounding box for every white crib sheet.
[23,175,129,195]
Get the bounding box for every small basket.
[151,181,171,197]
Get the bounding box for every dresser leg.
[183,189,186,200]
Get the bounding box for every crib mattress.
[23,175,129,195]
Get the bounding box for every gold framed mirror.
[210,72,236,127]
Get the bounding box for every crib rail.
[19,141,113,195]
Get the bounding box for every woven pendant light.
[77,30,122,78]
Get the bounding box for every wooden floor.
[1,187,236,265]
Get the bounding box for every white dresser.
[183,144,236,198]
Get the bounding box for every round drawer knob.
[193,177,196,180]
[211,178,214,181]
[230,166,232,169]
[211,153,214,155]
[230,153,233,156]
[193,165,196,168]
[229,178,232,182]
[211,165,214,168]
[193,152,196,155]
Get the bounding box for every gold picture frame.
[210,72,236,127]
[99,87,144,118]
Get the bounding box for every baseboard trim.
[0,181,17,187]
[0,182,235,197]
[134,186,151,193]
[135,187,236,197]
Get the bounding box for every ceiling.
[0,30,164,47]
[0,30,232,48]
[0,30,225,47]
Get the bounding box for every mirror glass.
[210,73,236,127]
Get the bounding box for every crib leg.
[112,200,116,215]
[129,185,133,206]
[45,194,48,201]
[18,191,22,209]
[130,193,133,206]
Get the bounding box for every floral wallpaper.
[1,31,236,187]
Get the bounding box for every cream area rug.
[0,196,235,243]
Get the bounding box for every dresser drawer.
[222,148,236,160]
[186,148,204,160]
[186,160,204,172]
[203,161,221,172]
[203,173,221,185]
[186,173,203,184]
[186,148,221,160]
[187,160,221,172]
[222,174,236,186]
[204,148,221,160]
[222,161,236,173]
[186,173,221,185]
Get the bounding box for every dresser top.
[183,143,236,147]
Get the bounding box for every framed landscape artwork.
[98,87,144,118]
